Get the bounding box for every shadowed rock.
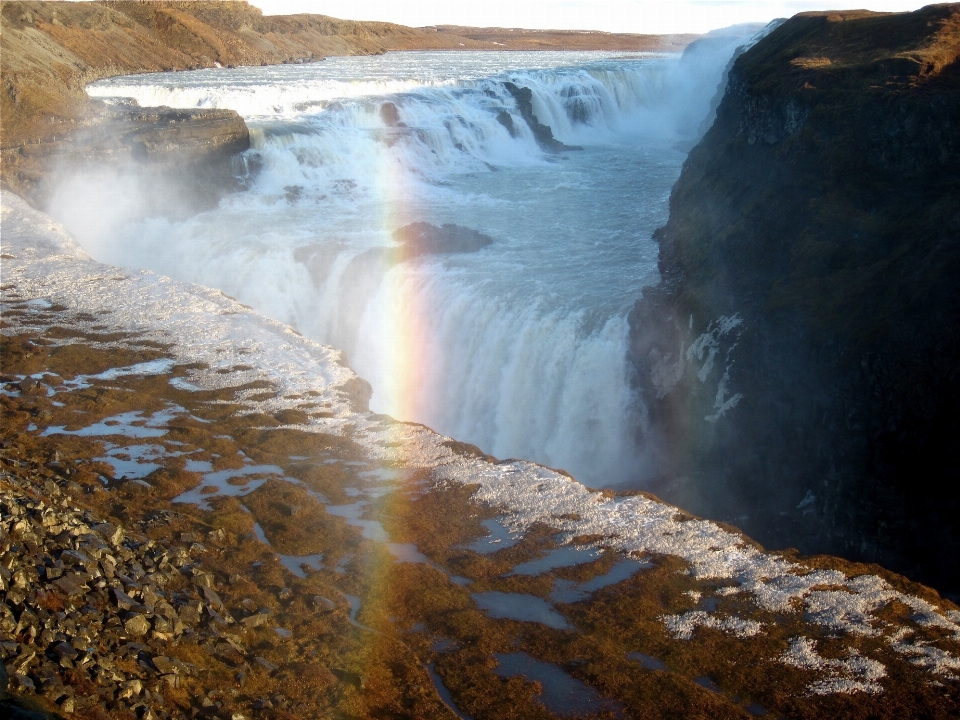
[628,5,960,597]
[392,222,494,257]
[502,82,581,152]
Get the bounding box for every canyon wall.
[629,5,960,596]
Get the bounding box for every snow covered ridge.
[3,191,959,695]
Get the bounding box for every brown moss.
[243,477,358,558]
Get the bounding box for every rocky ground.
[2,189,960,719]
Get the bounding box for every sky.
[251,1,929,35]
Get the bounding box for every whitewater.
[62,43,744,487]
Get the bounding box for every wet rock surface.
[628,5,960,598]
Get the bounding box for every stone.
[240,613,267,628]
[150,656,177,675]
[312,596,336,612]
[112,588,137,609]
[10,673,36,691]
[201,586,223,609]
[119,480,153,496]
[124,615,151,637]
[53,642,78,661]
[12,651,37,674]
[92,523,124,546]
[53,573,89,596]
[117,678,142,700]
[253,656,278,672]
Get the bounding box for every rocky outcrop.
[503,82,581,152]
[4,104,250,213]
[628,6,960,597]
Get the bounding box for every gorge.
[2,2,960,719]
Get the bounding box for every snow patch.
[781,637,886,695]
[662,610,762,640]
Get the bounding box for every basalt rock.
[628,6,960,597]
[502,82,581,152]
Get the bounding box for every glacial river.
[68,42,747,487]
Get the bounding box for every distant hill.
[420,25,696,51]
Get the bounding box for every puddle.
[550,558,649,603]
[509,544,601,577]
[387,543,431,564]
[385,542,468,584]
[251,521,269,545]
[169,377,201,391]
[88,358,176,381]
[326,501,389,542]
[202,463,284,486]
[358,467,404,483]
[462,518,520,554]
[95,443,171,479]
[279,553,324,578]
[745,703,769,716]
[427,664,474,720]
[172,463,283,507]
[694,676,721,693]
[358,484,399,499]
[627,652,666,671]
[43,408,180,439]
[493,653,623,717]
[344,594,372,631]
[471,592,570,630]
[431,637,457,653]
[184,459,214,473]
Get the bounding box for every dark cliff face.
[629,6,960,596]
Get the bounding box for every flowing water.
[62,43,746,487]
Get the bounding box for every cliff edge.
[629,4,960,596]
